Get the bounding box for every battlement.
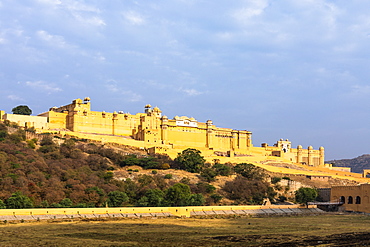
[1,97,324,166]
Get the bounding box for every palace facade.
[1,97,324,165]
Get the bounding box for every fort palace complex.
[3,97,370,214]
[1,97,325,166]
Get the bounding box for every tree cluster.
[0,123,281,208]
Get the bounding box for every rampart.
[1,97,324,166]
[0,204,322,221]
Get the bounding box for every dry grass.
[0,214,370,246]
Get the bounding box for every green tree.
[106,191,129,207]
[295,187,318,207]
[137,189,165,207]
[12,105,32,115]
[164,183,192,206]
[213,163,232,176]
[6,191,33,209]
[234,163,266,180]
[0,199,6,209]
[200,168,217,182]
[174,148,205,173]
[188,194,205,206]
[0,123,8,141]
[60,198,73,208]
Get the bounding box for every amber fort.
[3,97,370,215]
[1,97,326,166]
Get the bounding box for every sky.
[1,0,370,160]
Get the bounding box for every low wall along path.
[0,204,324,221]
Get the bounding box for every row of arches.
[340,196,361,204]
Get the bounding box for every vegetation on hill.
[0,122,291,209]
[327,155,370,173]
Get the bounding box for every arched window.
[348,196,353,204]
[356,196,361,204]
[340,196,345,204]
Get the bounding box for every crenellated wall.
[0,97,324,166]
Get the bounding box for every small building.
[331,184,370,213]
[306,175,330,182]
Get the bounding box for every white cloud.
[105,80,119,93]
[232,0,268,22]
[105,80,142,102]
[348,85,370,98]
[180,88,203,96]
[123,11,146,25]
[36,0,105,27]
[24,81,62,93]
[72,13,106,27]
[37,0,61,6]
[7,95,24,101]
[36,30,69,49]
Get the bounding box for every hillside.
[326,154,370,174]
[2,120,368,209]
[0,122,289,208]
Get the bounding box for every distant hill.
[326,154,370,174]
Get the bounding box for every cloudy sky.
[1,0,370,160]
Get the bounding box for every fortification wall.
[3,114,48,129]
[0,97,324,167]
[0,204,320,221]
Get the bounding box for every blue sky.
[1,0,370,160]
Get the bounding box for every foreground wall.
[0,204,320,221]
[331,184,370,214]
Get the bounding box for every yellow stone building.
[331,184,370,214]
[1,97,324,165]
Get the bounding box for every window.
[348,196,353,204]
[340,196,345,204]
[356,196,361,204]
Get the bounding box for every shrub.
[40,135,55,146]
[6,191,33,209]
[0,199,6,209]
[26,140,36,149]
[179,177,190,184]
[271,177,282,184]
[164,174,173,179]
[160,163,170,169]
[234,163,267,180]
[106,191,129,207]
[278,195,287,202]
[200,168,217,182]
[223,176,276,204]
[8,132,25,144]
[213,163,232,176]
[152,170,158,174]
[210,193,223,204]
[195,182,216,194]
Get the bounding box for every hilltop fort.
[1,97,327,166]
[2,97,370,214]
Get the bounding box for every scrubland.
[1,214,370,246]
